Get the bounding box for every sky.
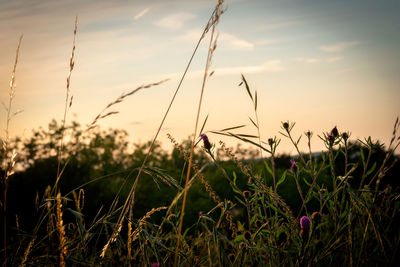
[0,0,399,155]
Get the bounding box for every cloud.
[253,39,277,46]
[179,29,254,50]
[162,60,286,80]
[219,32,254,50]
[214,60,285,75]
[327,56,343,63]
[319,41,359,53]
[155,12,196,30]
[296,57,343,64]
[134,7,150,20]
[295,58,321,64]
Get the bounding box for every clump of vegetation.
[1,1,399,266]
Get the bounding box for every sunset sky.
[0,0,399,154]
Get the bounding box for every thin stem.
[293,172,308,217]
[271,153,276,192]
[175,20,218,266]
[56,16,78,185]
[3,35,22,267]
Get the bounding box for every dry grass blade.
[2,34,23,266]
[56,16,78,180]
[88,78,169,130]
[240,74,253,102]
[175,1,224,265]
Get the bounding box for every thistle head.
[282,121,289,131]
[331,126,339,138]
[268,138,274,147]
[300,216,311,229]
[342,132,349,142]
[200,133,211,150]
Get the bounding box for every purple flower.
[199,211,203,216]
[290,159,297,173]
[152,263,160,267]
[290,159,296,168]
[330,126,339,138]
[300,216,311,229]
[200,133,211,150]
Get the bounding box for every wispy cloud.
[214,60,286,75]
[295,58,321,64]
[219,32,254,50]
[319,41,359,53]
[134,7,150,20]
[296,56,343,64]
[327,56,343,63]
[179,29,254,50]
[144,61,285,83]
[155,12,196,30]
[253,39,277,46]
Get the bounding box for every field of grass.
[1,1,400,266]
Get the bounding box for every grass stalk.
[174,14,220,266]
[56,16,78,186]
[2,35,22,267]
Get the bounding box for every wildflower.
[300,216,311,243]
[342,132,349,142]
[282,121,289,131]
[200,133,211,150]
[199,211,203,216]
[300,216,311,229]
[331,126,339,138]
[268,138,274,147]
[152,263,160,267]
[290,159,297,173]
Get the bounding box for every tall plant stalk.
[174,6,223,264]
[56,16,78,186]
[2,35,22,267]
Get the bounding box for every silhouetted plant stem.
[175,3,223,263]
[56,16,77,187]
[2,35,22,267]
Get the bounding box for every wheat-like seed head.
[56,192,67,267]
